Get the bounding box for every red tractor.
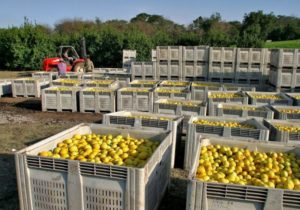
[42,46,86,72]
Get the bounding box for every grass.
[0,70,37,79]
[264,39,300,49]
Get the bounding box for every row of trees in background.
[0,11,300,70]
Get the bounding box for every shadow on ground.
[14,98,41,111]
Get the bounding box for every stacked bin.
[272,105,300,120]
[79,87,117,113]
[131,62,156,80]
[209,103,274,120]
[269,49,300,91]
[122,49,136,72]
[12,78,49,98]
[0,80,12,97]
[182,46,209,81]
[186,137,300,210]
[154,87,191,101]
[32,71,58,81]
[117,87,153,112]
[185,116,269,170]
[129,80,160,88]
[208,47,236,83]
[191,82,223,101]
[153,98,207,133]
[15,124,172,210]
[82,79,119,89]
[235,48,265,85]
[42,86,81,112]
[102,111,184,168]
[246,91,293,106]
[156,46,183,80]
[264,119,300,143]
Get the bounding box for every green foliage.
[0,12,300,70]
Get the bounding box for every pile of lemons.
[88,80,114,85]
[55,79,80,85]
[197,144,300,190]
[249,93,282,100]
[155,87,184,94]
[160,99,200,107]
[38,133,160,168]
[274,124,300,132]
[84,87,113,92]
[120,88,150,93]
[49,87,73,91]
[276,108,300,114]
[162,81,189,86]
[209,92,243,99]
[222,105,264,111]
[192,82,221,88]
[132,80,157,85]
[193,119,255,129]
[294,95,300,99]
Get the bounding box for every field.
[0,97,187,210]
[265,39,300,48]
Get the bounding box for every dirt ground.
[0,97,188,210]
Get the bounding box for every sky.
[0,0,300,28]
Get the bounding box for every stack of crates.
[15,124,173,210]
[186,137,300,210]
[122,49,136,72]
[0,79,12,97]
[79,87,117,113]
[32,71,58,81]
[235,48,266,86]
[185,116,269,170]
[182,46,209,81]
[269,49,300,91]
[208,47,236,83]
[117,87,153,112]
[42,86,81,112]
[156,46,183,80]
[12,78,49,98]
[131,62,156,80]
[102,111,184,168]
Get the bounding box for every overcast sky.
[0,0,299,28]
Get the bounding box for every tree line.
[0,11,299,70]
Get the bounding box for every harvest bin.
[12,78,49,98]
[82,73,106,80]
[272,105,300,120]
[154,87,191,101]
[191,82,222,101]
[32,71,58,81]
[186,137,300,210]
[102,111,184,168]
[15,124,172,210]
[82,79,119,89]
[42,86,81,112]
[285,93,300,106]
[0,80,12,97]
[52,78,82,87]
[185,116,269,170]
[246,91,293,106]
[209,103,274,120]
[153,99,207,133]
[117,87,153,112]
[59,72,83,80]
[264,119,300,143]
[129,80,160,88]
[79,87,116,113]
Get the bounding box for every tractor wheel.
[73,63,85,72]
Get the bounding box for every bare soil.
[0,97,188,210]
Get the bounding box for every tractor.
[42,38,92,72]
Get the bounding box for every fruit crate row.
[269,65,300,89]
[12,78,50,98]
[51,78,121,89]
[186,137,300,210]
[31,71,58,81]
[0,79,12,97]
[16,123,172,210]
[42,86,117,113]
